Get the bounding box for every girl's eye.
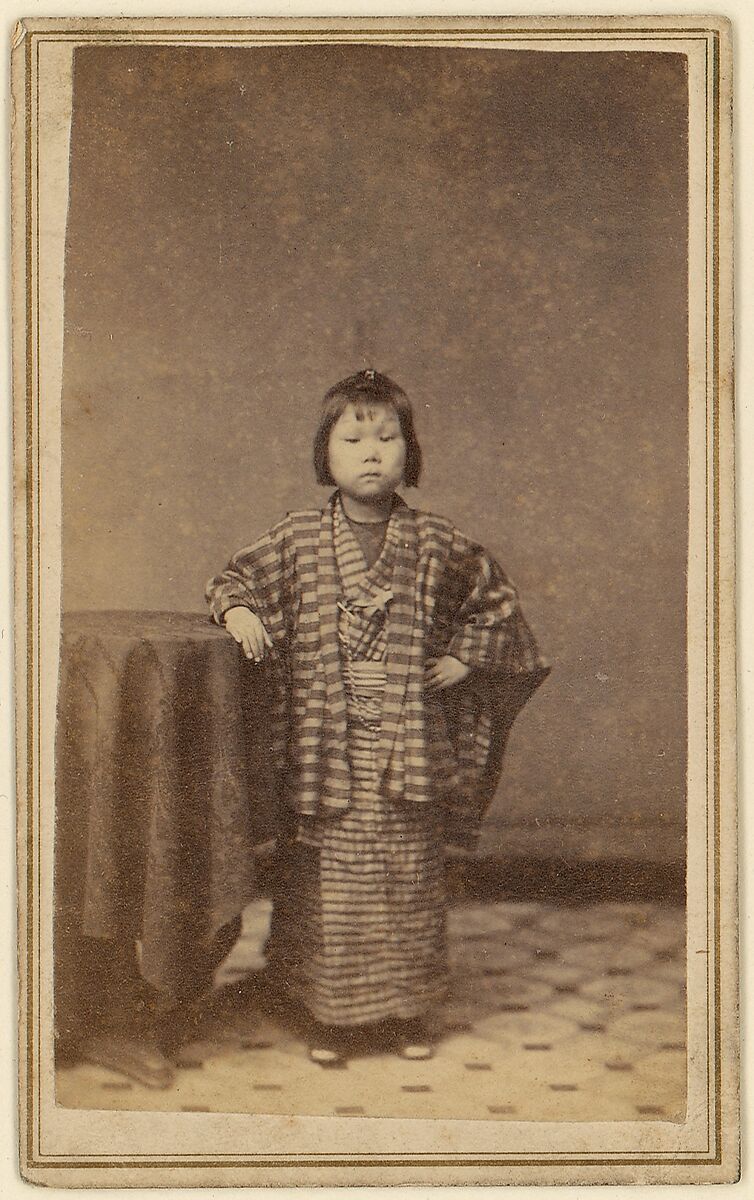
[344,437,360,444]
[380,435,395,442]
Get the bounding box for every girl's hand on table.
[251,838,278,859]
[424,655,470,692]
[223,607,273,663]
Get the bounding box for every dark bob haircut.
[313,369,422,488]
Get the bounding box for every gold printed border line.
[18,32,715,38]
[21,23,726,1172]
[24,25,37,1173]
[15,17,725,37]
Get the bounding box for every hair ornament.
[363,368,376,381]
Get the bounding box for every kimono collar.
[333,492,398,602]
[372,497,422,780]
[315,492,421,782]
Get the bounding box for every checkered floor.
[56,900,687,1121]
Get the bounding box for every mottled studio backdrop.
[61,46,688,862]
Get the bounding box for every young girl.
[206,370,547,1065]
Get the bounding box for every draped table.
[55,611,280,1056]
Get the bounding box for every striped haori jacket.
[206,492,549,849]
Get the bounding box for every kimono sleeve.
[205,517,296,647]
[440,529,549,853]
[444,531,544,676]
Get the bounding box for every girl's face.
[327,402,407,502]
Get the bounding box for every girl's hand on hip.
[424,655,471,692]
[223,606,273,663]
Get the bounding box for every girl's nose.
[364,444,380,461]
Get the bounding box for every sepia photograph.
[12,13,736,1188]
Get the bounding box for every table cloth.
[55,611,278,1015]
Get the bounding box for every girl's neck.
[339,491,395,524]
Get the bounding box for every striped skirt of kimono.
[266,661,448,1027]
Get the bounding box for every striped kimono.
[207,492,547,1026]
